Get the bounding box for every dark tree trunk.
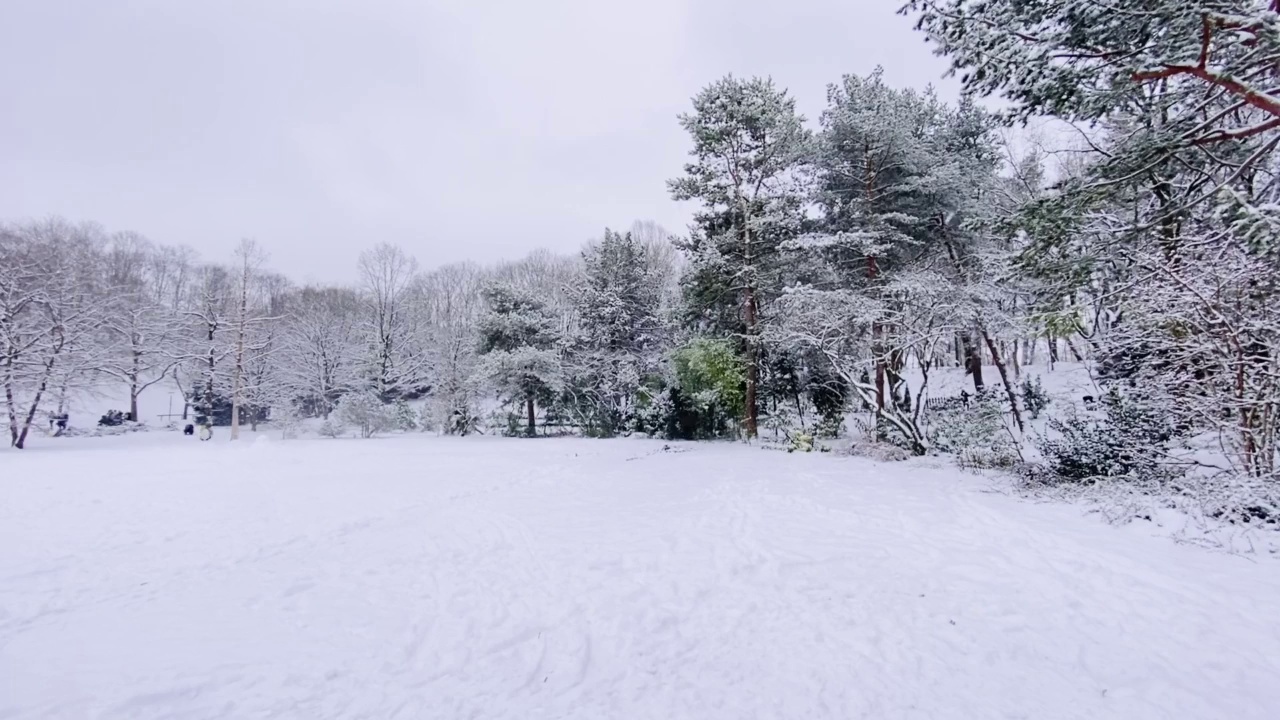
[525,396,536,437]
[981,328,1024,433]
[743,284,759,439]
[962,330,985,392]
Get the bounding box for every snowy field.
[3,434,1279,719]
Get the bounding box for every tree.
[279,285,361,419]
[181,263,234,427]
[227,240,280,440]
[904,0,1280,143]
[236,269,290,433]
[358,243,426,402]
[565,229,666,436]
[418,262,487,434]
[669,75,811,438]
[477,284,563,436]
[99,232,182,423]
[1,219,110,448]
[906,0,1280,485]
[334,390,394,439]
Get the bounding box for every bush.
[319,418,345,438]
[789,433,814,453]
[393,399,418,431]
[658,339,746,440]
[1020,375,1051,419]
[1036,388,1176,484]
[334,392,395,439]
[276,404,302,439]
[928,393,1020,469]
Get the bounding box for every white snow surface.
[2,433,1279,719]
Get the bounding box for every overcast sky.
[1,0,958,283]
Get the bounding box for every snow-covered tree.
[279,285,361,419]
[1,219,110,448]
[99,232,183,423]
[418,262,486,434]
[477,284,564,437]
[564,229,666,436]
[669,75,811,438]
[358,243,427,402]
[180,262,234,426]
[907,0,1280,491]
[334,390,395,439]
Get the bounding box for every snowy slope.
[2,434,1278,719]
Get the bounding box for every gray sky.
[1,0,957,283]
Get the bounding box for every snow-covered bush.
[789,433,814,453]
[318,418,345,438]
[1035,388,1177,485]
[334,392,395,439]
[848,438,911,462]
[276,403,302,439]
[655,339,744,440]
[928,394,1020,470]
[1020,375,1050,420]
[392,399,418,432]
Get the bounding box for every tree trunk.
[743,284,759,439]
[128,345,142,421]
[737,190,760,441]
[1064,336,1085,363]
[962,330,985,392]
[5,350,20,446]
[525,396,536,437]
[230,299,248,441]
[981,328,1024,433]
[173,373,190,420]
[15,353,59,449]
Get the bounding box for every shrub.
[650,339,746,440]
[1036,388,1176,484]
[1020,375,1051,419]
[276,404,302,439]
[392,399,418,431]
[928,393,1020,469]
[318,418,345,438]
[334,392,395,439]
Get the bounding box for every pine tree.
[477,285,563,437]
[565,229,665,436]
[669,75,810,439]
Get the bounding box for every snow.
[3,433,1279,719]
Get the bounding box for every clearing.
[2,433,1278,719]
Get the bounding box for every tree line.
[5,0,1279,511]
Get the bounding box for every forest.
[4,0,1279,523]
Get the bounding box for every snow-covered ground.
[3,433,1279,719]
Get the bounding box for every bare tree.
[279,285,361,419]
[180,263,234,428]
[228,240,274,440]
[358,243,425,401]
[1,220,110,448]
[99,232,184,422]
[418,262,487,433]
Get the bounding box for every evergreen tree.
[565,229,665,436]
[477,285,563,437]
[669,75,811,439]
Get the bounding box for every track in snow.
[2,434,1278,719]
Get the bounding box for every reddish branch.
[1133,13,1280,126]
